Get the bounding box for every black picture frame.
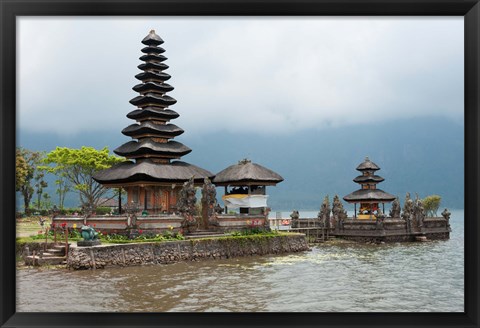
[1,1,478,327]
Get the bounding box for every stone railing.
[216,214,267,231]
[52,215,184,234]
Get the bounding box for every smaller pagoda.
[343,157,396,219]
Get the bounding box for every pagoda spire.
[114,30,191,163]
[93,31,213,193]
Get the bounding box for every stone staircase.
[185,230,229,239]
[24,244,68,266]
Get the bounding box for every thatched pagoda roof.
[135,71,171,82]
[129,94,177,108]
[343,189,396,203]
[356,156,380,171]
[140,54,167,62]
[141,46,165,54]
[127,107,179,121]
[213,159,283,186]
[138,62,168,71]
[93,159,214,186]
[121,122,184,138]
[114,140,191,158]
[353,175,385,183]
[132,82,174,94]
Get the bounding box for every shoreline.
[17,233,310,270]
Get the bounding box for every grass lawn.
[16,216,51,238]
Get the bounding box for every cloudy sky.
[17,16,463,138]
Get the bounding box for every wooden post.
[354,203,357,219]
[224,186,228,214]
[54,226,57,244]
[65,227,69,257]
[44,227,49,251]
[144,188,148,211]
[153,187,157,214]
[118,188,122,214]
[248,185,251,215]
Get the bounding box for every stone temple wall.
[66,234,309,270]
[333,217,450,243]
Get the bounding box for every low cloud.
[17,17,463,136]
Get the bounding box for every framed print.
[1,0,479,327]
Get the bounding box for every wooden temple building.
[93,30,213,214]
[343,157,396,219]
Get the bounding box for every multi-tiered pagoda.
[94,30,213,213]
[343,157,395,219]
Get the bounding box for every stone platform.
[77,240,102,247]
[331,217,450,243]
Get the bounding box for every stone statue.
[337,213,345,231]
[77,224,102,246]
[318,196,331,228]
[442,208,451,228]
[332,195,347,230]
[290,210,299,220]
[290,210,300,228]
[376,208,386,230]
[178,177,198,229]
[201,177,219,226]
[214,203,224,214]
[401,193,413,220]
[389,197,401,218]
[124,201,139,228]
[81,225,99,241]
[413,194,426,228]
[402,193,414,232]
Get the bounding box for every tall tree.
[422,195,442,217]
[33,172,48,211]
[16,147,44,214]
[55,175,70,210]
[16,149,28,190]
[41,146,124,209]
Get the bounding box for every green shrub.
[66,208,81,215]
[422,195,442,217]
[95,206,112,215]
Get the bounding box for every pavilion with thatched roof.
[213,159,283,215]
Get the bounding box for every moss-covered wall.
[67,234,309,270]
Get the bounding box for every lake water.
[16,210,464,312]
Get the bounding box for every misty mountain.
[17,116,464,211]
